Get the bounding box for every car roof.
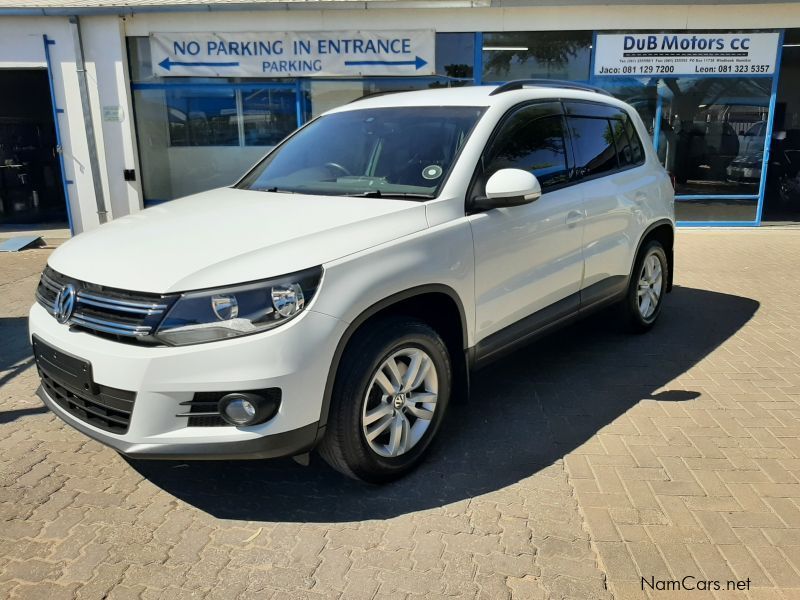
[326,83,631,114]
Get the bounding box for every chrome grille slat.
[35,291,55,313]
[76,295,165,315]
[76,290,168,312]
[36,266,176,343]
[69,315,152,337]
[39,274,61,294]
[40,269,61,289]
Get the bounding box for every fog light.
[218,391,280,426]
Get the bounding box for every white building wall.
[81,16,143,223]
[123,3,800,35]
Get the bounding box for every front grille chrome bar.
[76,291,168,315]
[69,314,153,337]
[35,266,176,342]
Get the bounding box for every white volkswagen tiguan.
[30,81,674,482]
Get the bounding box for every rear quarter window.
[623,114,645,165]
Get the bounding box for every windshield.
[236,106,486,199]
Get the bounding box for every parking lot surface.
[1,230,800,599]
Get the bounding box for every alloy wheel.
[361,348,439,458]
[637,251,664,320]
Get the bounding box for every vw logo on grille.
[54,283,77,324]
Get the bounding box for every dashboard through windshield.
[236,105,486,199]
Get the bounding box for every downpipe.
[69,15,109,225]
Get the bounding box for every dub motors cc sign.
[594,32,780,76]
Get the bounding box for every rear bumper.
[37,384,320,459]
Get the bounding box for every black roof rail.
[348,90,402,103]
[489,79,614,98]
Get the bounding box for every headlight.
[154,266,322,346]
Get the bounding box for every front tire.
[318,317,451,483]
[623,240,668,333]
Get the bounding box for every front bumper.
[29,303,347,459]
[37,385,319,459]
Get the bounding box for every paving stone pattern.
[0,230,799,599]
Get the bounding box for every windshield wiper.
[348,190,434,200]
[253,186,298,194]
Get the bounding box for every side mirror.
[473,169,542,210]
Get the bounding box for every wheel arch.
[633,219,675,292]
[315,284,469,436]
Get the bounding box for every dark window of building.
[241,88,297,146]
[481,31,592,83]
[568,117,617,178]
[485,106,570,189]
[166,88,239,147]
[435,33,474,79]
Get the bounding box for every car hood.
[48,188,428,293]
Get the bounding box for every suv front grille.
[35,266,176,344]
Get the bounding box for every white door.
[469,103,585,344]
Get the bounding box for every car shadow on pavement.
[128,285,758,522]
[0,317,34,386]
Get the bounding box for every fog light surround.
[218,392,280,426]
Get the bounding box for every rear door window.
[568,116,617,178]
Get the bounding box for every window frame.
[467,97,651,214]
[562,100,647,185]
[566,115,619,180]
[466,100,576,211]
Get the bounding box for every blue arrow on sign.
[344,56,428,70]
[159,57,240,71]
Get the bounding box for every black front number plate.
[32,335,94,393]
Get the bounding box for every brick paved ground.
[1,230,799,599]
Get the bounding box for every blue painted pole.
[755,29,785,225]
[473,32,483,85]
[295,79,304,129]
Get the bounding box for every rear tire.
[318,317,451,483]
[623,240,668,333]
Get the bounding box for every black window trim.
[466,99,575,213]
[466,97,649,215]
[562,99,647,184]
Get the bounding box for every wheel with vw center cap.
[319,317,451,482]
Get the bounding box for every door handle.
[566,210,584,226]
